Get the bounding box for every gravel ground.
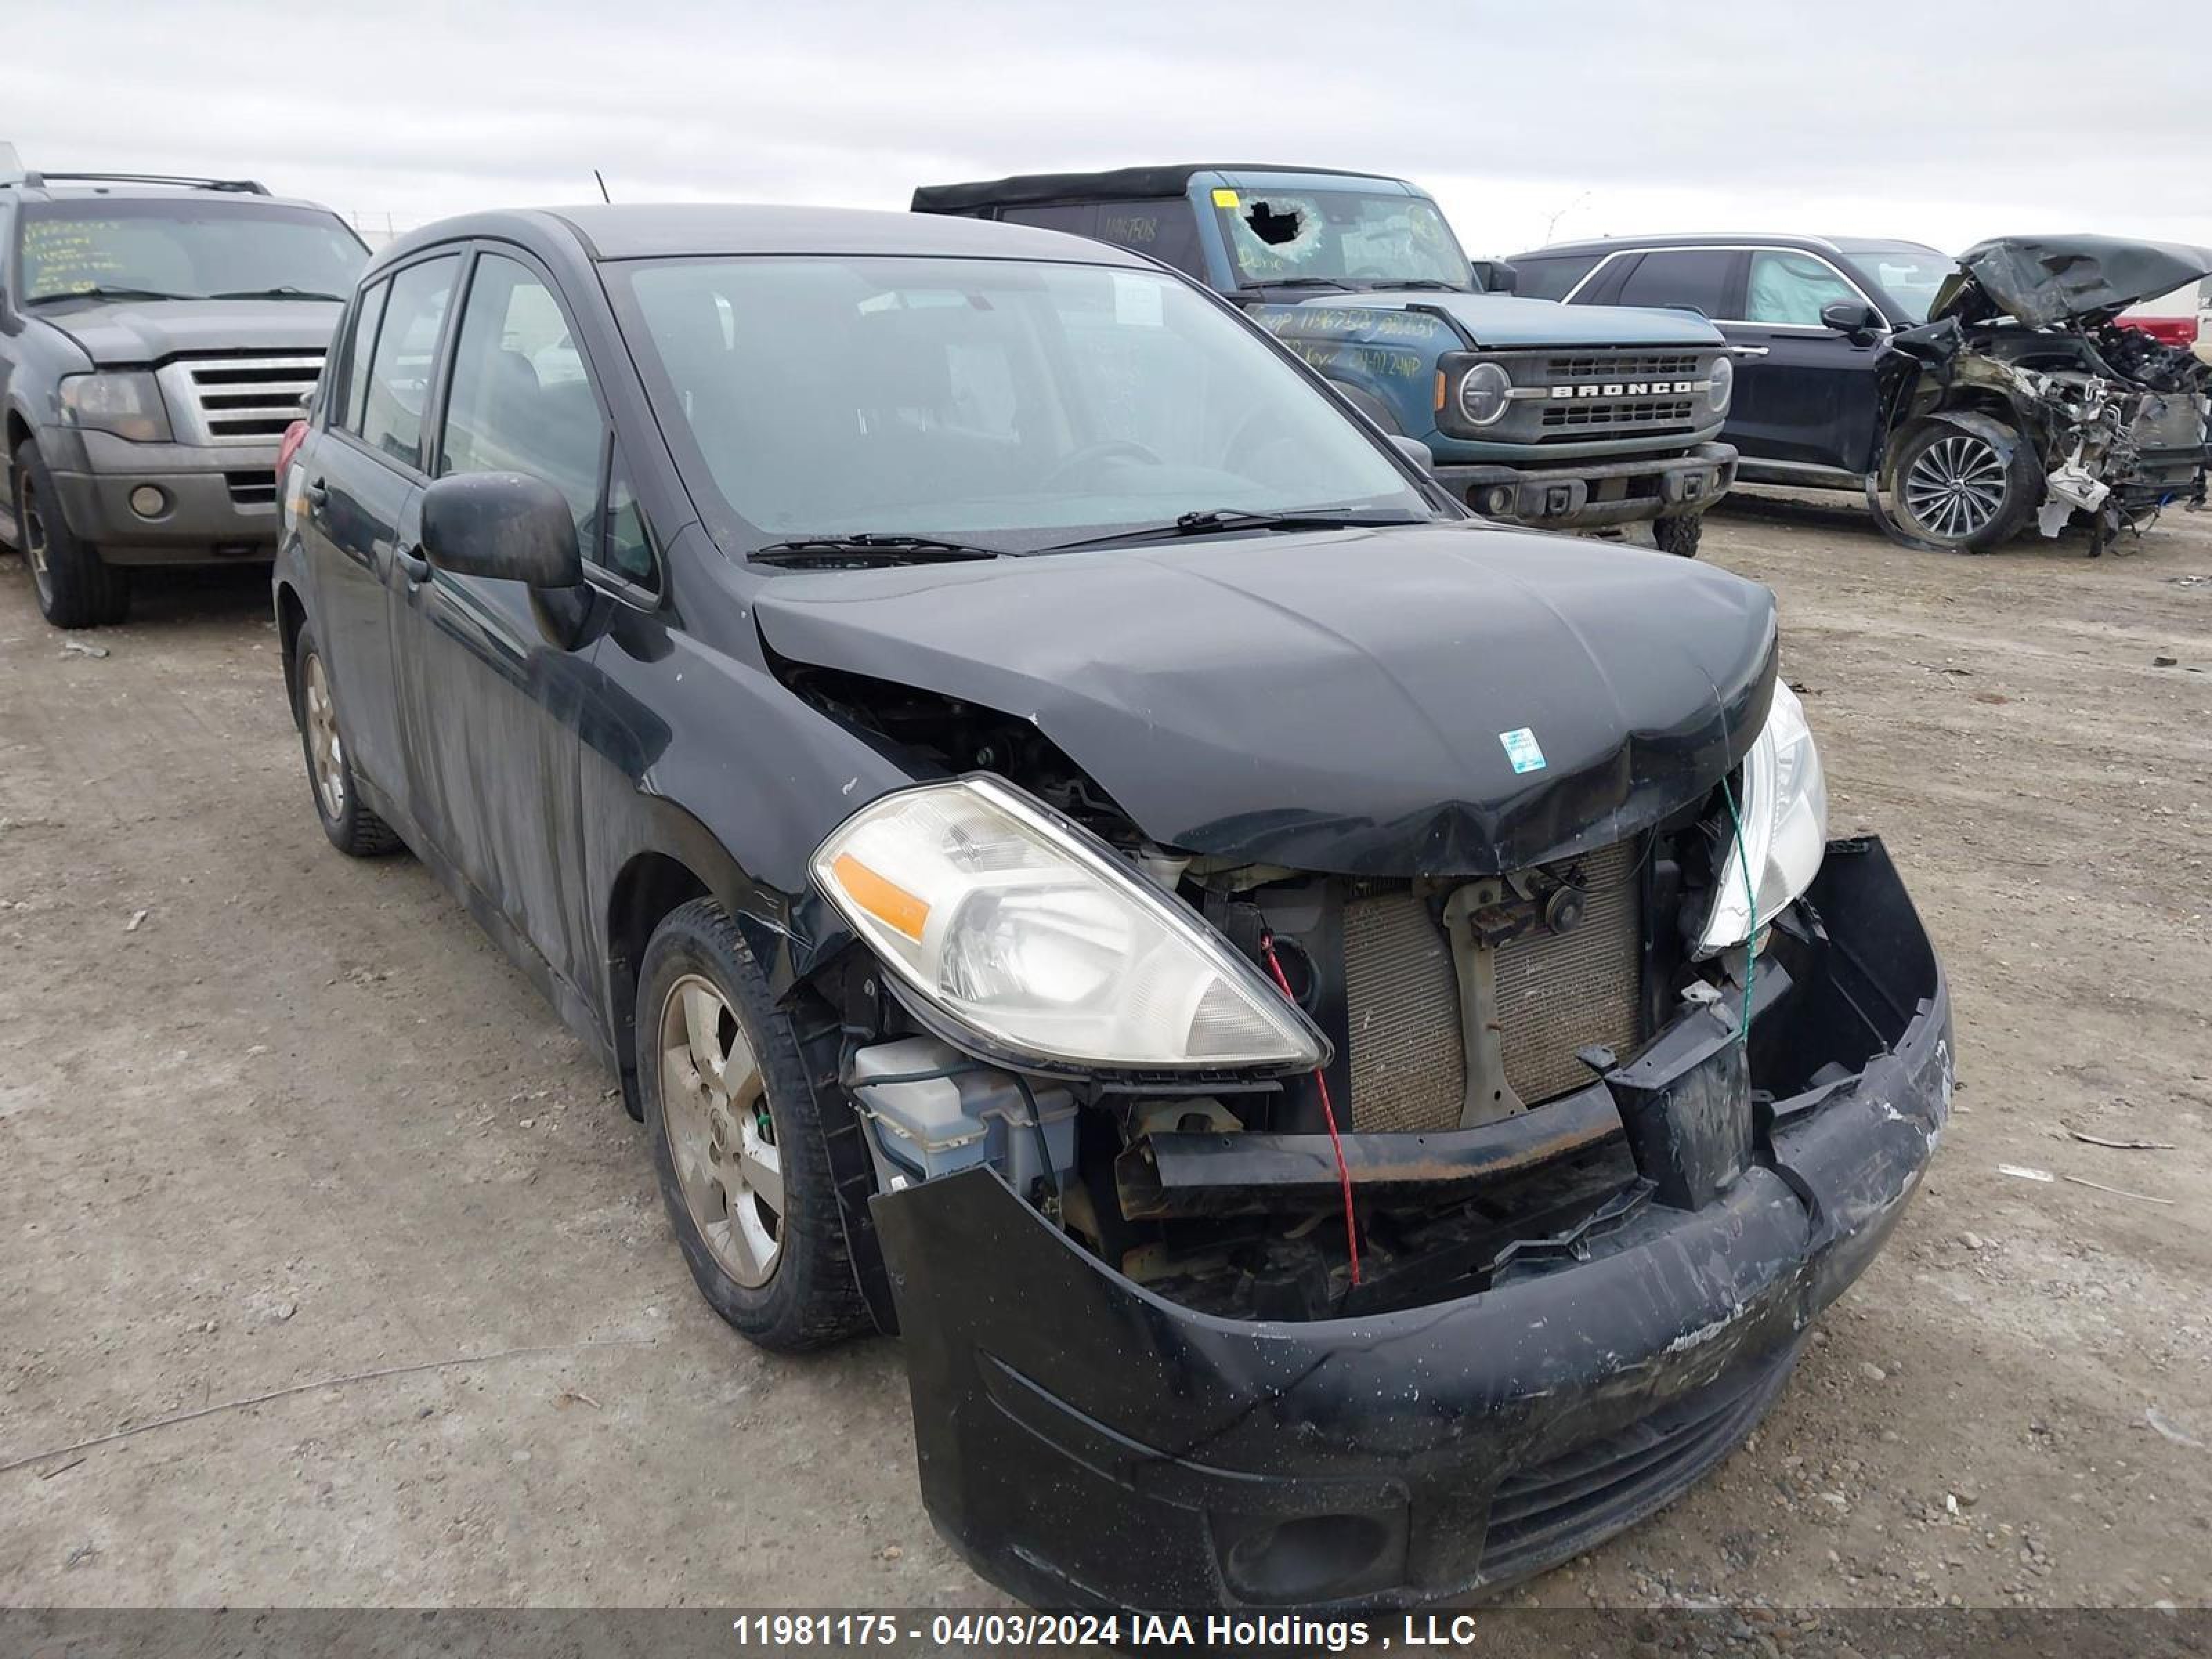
[1,491,2207,1613]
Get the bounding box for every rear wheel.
[1891,422,2040,552]
[292,622,402,856]
[12,441,129,629]
[639,897,869,1351]
[1651,512,1704,558]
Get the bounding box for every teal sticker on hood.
[1499,727,1547,774]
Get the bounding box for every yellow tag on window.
[1210,189,1240,209]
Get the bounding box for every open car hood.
[1933,236,2212,330]
[752,524,1776,877]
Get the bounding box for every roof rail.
[15,170,271,196]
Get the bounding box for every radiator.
[1342,841,1643,1132]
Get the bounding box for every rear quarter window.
[1000,200,1206,279]
[1514,254,1602,301]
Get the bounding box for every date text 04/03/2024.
[728,1611,1496,1649]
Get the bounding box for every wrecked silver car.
[1880,234,2212,552]
[276,203,1952,1613]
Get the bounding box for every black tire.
[1651,512,1704,558]
[290,621,403,857]
[12,440,129,629]
[638,897,868,1352]
[1888,421,2041,553]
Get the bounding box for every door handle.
[393,543,432,585]
[303,477,329,506]
[1730,345,1772,358]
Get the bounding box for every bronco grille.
[1340,842,1644,1134]
[1546,351,1701,382]
[1541,397,1698,435]
[159,354,324,447]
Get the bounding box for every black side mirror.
[420,472,582,589]
[1472,259,1519,295]
[1389,434,1435,473]
[1821,299,1884,337]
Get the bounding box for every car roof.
[375,203,1159,269]
[1524,232,1944,260]
[1,178,337,215]
[912,163,1414,215]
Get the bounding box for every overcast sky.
[8,0,2209,306]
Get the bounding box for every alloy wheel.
[658,973,784,1287]
[19,471,54,606]
[1902,434,2007,543]
[301,651,347,819]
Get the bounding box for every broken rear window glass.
[1217,189,1470,290]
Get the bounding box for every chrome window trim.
[1561,243,1888,333]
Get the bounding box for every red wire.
[1260,935,1360,1287]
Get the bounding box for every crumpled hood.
[753,523,1777,876]
[1934,236,2212,330]
[39,298,342,366]
[1319,290,1725,349]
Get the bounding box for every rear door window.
[1615,250,1738,319]
[335,279,389,435]
[359,254,460,469]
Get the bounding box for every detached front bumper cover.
[873,838,1951,1611]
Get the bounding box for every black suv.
[0,160,366,626]
[277,203,1949,1612]
[1515,232,2212,552]
[1509,234,1956,490]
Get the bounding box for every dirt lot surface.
[2,495,2208,1617]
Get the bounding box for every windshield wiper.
[750,534,1006,568]
[1385,279,1470,292]
[207,285,348,301]
[1244,276,1358,292]
[1042,507,1428,553]
[28,285,197,305]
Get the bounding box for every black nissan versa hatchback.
[276,205,1953,1612]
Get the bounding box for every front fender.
[1878,406,2023,496]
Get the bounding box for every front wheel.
[1889,422,2041,552]
[1651,512,1704,558]
[12,441,129,629]
[638,897,869,1352]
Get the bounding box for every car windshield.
[1836,241,1958,323]
[613,254,1436,553]
[16,200,367,304]
[1215,189,1471,290]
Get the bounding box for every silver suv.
[0,149,367,626]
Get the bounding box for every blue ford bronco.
[913,164,1738,555]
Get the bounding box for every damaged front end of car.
[762,529,1952,1611]
[1874,234,2212,554]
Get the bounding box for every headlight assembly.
[812,777,1326,1073]
[59,372,174,444]
[1707,353,1734,413]
[1456,360,1512,427]
[1694,679,1828,957]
